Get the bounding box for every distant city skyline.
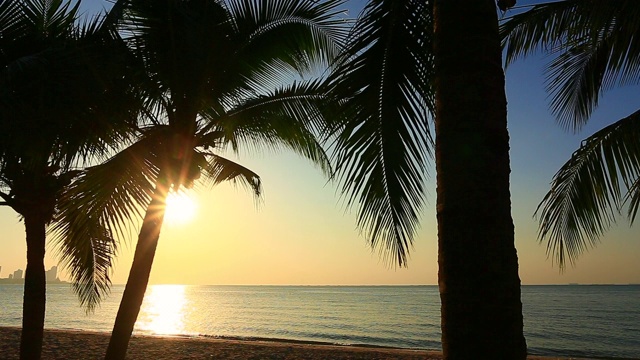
[8,269,22,280]
[0,266,58,282]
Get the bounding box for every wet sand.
[0,327,594,359]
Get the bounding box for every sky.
[0,0,638,286]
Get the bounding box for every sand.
[0,327,593,359]
[0,327,434,360]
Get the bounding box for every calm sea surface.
[0,285,638,359]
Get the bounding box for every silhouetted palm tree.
[0,0,141,359]
[327,0,527,358]
[502,0,640,267]
[50,1,348,359]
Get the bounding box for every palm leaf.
[49,216,116,313]
[121,0,233,102]
[0,0,25,44]
[204,80,332,175]
[0,0,141,169]
[225,0,349,77]
[201,153,262,198]
[50,133,161,309]
[501,0,640,129]
[325,0,433,266]
[19,0,80,40]
[535,110,640,267]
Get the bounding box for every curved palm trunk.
[20,212,47,360]
[104,175,169,360]
[433,1,526,359]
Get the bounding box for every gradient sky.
[0,0,638,285]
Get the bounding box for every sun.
[164,191,198,225]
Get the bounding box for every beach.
[0,327,595,360]
[0,327,433,360]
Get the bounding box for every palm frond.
[50,133,164,310]
[122,0,232,100]
[49,217,116,313]
[225,0,349,76]
[19,0,80,40]
[325,0,433,267]
[0,0,143,169]
[501,0,640,129]
[624,176,640,223]
[96,0,130,35]
[201,153,262,198]
[204,80,332,175]
[58,131,162,236]
[0,0,25,43]
[536,109,640,267]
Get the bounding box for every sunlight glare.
[165,191,198,225]
[137,285,187,335]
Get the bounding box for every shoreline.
[0,327,434,360]
[0,327,603,360]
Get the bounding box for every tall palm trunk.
[433,1,526,359]
[20,212,47,360]
[104,174,169,360]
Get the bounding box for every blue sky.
[0,0,638,285]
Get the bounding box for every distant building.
[9,274,13,279]
[13,269,23,280]
[46,266,58,282]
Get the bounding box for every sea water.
[0,285,638,359]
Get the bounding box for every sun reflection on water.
[137,285,187,335]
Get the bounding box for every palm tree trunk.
[20,212,47,360]
[433,1,527,359]
[104,175,169,360]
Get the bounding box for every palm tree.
[501,0,640,266]
[327,0,527,358]
[0,0,141,359]
[51,1,348,359]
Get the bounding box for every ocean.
[0,285,638,359]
